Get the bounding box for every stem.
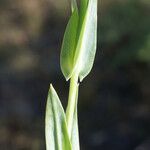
[66,72,79,138]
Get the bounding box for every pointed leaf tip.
[45,85,71,150]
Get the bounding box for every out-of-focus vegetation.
[0,0,150,150]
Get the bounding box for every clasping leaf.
[61,0,97,81]
[60,7,79,80]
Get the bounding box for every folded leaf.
[45,84,71,150]
[60,8,79,81]
[60,0,97,82]
[79,0,88,29]
[73,0,98,81]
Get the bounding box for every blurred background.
[0,0,150,149]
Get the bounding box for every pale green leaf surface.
[61,0,97,81]
[77,0,89,45]
[79,0,88,27]
[60,8,79,81]
[71,0,78,12]
[73,0,97,81]
[45,84,71,150]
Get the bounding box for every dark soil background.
[0,0,150,149]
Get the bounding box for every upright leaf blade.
[76,0,89,47]
[45,84,71,150]
[60,8,79,81]
[73,0,98,81]
[61,0,97,81]
[79,0,88,28]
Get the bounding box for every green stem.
[66,72,79,138]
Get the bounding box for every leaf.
[45,84,72,150]
[71,0,78,12]
[70,84,80,150]
[79,0,88,28]
[73,0,98,81]
[77,0,89,46]
[60,8,79,81]
[60,0,97,82]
